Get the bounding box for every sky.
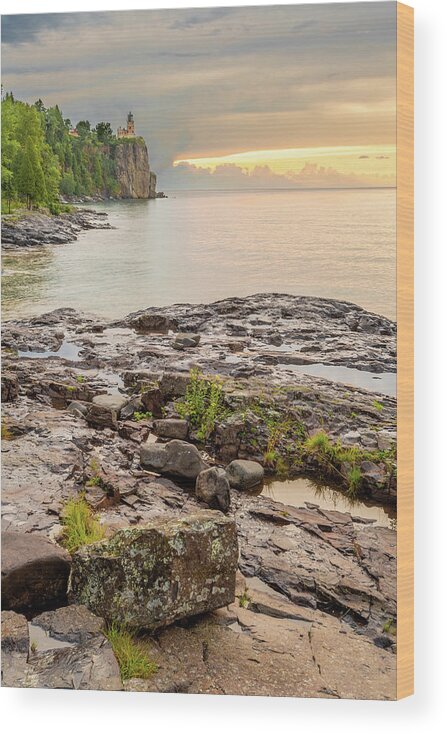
[1,3,397,190]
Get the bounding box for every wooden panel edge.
[396,1,414,700]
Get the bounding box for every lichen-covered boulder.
[225,459,264,490]
[195,467,231,513]
[69,511,238,630]
[140,438,207,480]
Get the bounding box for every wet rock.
[153,418,189,440]
[1,208,112,250]
[1,372,19,402]
[69,511,238,629]
[140,438,207,480]
[16,637,122,690]
[1,610,29,653]
[31,604,105,644]
[128,312,173,334]
[86,393,128,429]
[1,532,71,615]
[67,400,89,417]
[226,459,264,490]
[195,467,231,513]
[172,333,201,350]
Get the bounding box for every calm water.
[2,189,396,320]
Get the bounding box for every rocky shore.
[1,208,112,250]
[1,294,397,698]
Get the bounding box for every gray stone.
[32,604,105,644]
[67,400,88,417]
[195,467,231,513]
[87,393,128,429]
[153,418,189,440]
[140,438,207,480]
[1,610,29,653]
[172,333,201,349]
[1,532,71,615]
[226,459,264,490]
[69,511,238,630]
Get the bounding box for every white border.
[1,1,446,731]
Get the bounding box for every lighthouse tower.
[117,112,136,138]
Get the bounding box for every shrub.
[60,496,105,553]
[176,368,226,441]
[105,623,158,681]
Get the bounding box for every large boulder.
[195,467,231,513]
[1,532,71,615]
[153,418,189,440]
[69,511,238,630]
[225,460,264,490]
[140,438,207,480]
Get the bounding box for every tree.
[15,137,46,209]
[76,120,91,138]
[95,121,113,142]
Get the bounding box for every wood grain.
[396,1,414,700]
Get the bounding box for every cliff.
[112,138,155,199]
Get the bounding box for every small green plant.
[382,619,397,636]
[86,475,102,487]
[105,623,158,681]
[75,375,85,384]
[239,591,251,609]
[347,465,362,497]
[373,400,384,412]
[133,410,152,422]
[176,368,227,441]
[30,640,37,654]
[60,496,106,553]
[1,421,13,441]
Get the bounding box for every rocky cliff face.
[112,138,154,199]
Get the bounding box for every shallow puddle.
[18,340,82,362]
[278,362,396,397]
[257,476,396,528]
[28,623,76,653]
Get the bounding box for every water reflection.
[258,476,396,528]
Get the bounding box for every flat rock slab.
[1,532,71,615]
[69,511,238,630]
[32,604,105,644]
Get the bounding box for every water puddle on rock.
[18,340,82,362]
[256,476,396,528]
[28,623,76,652]
[279,362,396,397]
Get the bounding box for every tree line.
[1,91,122,213]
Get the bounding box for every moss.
[1,420,13,441]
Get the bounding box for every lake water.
[2,188,396,320]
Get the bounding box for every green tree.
[95,121,113,142]
[15,137,46,209]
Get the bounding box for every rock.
[195,467,231,512]
[69,511,238,630]
[119,396,143,421]
[129,312,172,333]
[1,209,111,250]
[226,459,264,490]
[86,393,128,429]
[140,438,207,480]
[140,385,163,416]
[32,604,105,644]
[153,418,189,440]
[159,371,190,398]
[172,333,201,350]
[1,372,19,402]
[1,610,29,653]
[1,532,71,615]
[67,400,89,417]
[113,138,153,200]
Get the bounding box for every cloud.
[165,161,394,191]
[1,4,397,187]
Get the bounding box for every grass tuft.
[1,420,13,441]
[60,495,106,553]
[105,623,158,681]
